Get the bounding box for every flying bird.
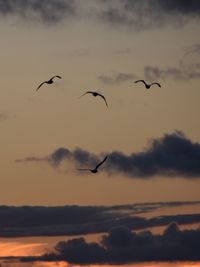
[78,155,108,173]
[79,91,108,107]
[134,80,161,89]
[36,75,62,91]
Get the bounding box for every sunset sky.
[0,0,200,266]
[0,0,200,206]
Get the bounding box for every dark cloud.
[0,0,75,24]
[16,131,200,178]
[31,223,200,264]
[0,202,200,237]
[1,1,200,28]
[99,72,138,84]
[107,131,200,178]
[96,0,200,30]
[144,61,200,81]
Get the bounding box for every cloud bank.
[27,223,200,264]
[0,202,200,237]
[1,0,200,28]
[16,131,200,178]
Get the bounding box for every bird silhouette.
[36,75,62,91]
[78,155,108,173]
[79,91,108,107]
[134,80,161,89]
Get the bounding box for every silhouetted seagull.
[36,75,62,91]
[134,80,161,89]
[79,91,108,107]
[78,156,108,173]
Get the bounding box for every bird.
[77,155,108,173]
[134,80,161,89]
[79,91,108,107]
[36,75,62,91]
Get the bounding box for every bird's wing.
[95,156,108,170]
[52,75,62,80]
[49,75,61,82]
[97,93,108,107]
[79,91,93,98]
[36,81,46,91]
[151,82,161,88]
[134,80,147,86]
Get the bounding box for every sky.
[0,0,200,266]
[0,0,200,206]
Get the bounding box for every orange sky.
[0,260,200,267]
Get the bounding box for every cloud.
[113,48,132,55]
[0,113,8,122]
[33,223,200,264]
[184,43,200,57]
[99,72,138,84]
[2,1,199,29]
[0,202,200,237]
[16,131,200,178]
[0,0,75,24]
[107,131,200,178]
[95,0,200,30]
[144,61,200,81]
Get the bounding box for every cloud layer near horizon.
[24,222,200,264]
[0,202,200,237]
[16,131,200,178]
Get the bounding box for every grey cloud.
[16,131,200,178]
[107,131,200,178]
[1,0,200,28]
[0,202,200,237]
[94,0,200,30]
[0,0,75,24]
[144,62,200,81]
[99,72,138,84]
[184,43,200,57]
[32,223,200,264]
[16,147,99,170]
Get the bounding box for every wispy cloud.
[0,113,8,122]
[16,131,200,178]
[99,72,138,84]
[26,222,200,264]
[113,48,132,54]
[144,61,200,81]
[184,43,200,57]
[0,0,75,24]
